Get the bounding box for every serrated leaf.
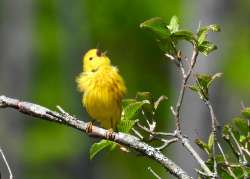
[167,15,179,33]
[208,133,214,151]
[198,41,217,56]
[171,30,197,44]
[117,119,136,133]
[89,140,113,160]
[123,101,146,120]
[195,139,210,154]
[140,17,171,40]
[241,107,250,118]
[197,24,221,44]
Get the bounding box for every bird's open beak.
[96,49,102,57]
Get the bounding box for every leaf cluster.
[140,16,220,56]
[90,92,166,159]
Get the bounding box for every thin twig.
[223,137,240,158]
[228,128,249,178]
[176,133,214,177]
[195,169,211,177]
[217,142,237,179]
[148,167,162,179]
[56,105,70,117]
[156,138,178,151]
[136,122,176,137]
[174,47,198,131]
[0,147,13,179]
[229,128,247,165]
[0,95,192,179]
[242,147,250,158]
[132,128,144,140]
[205,100,218,177]
[154,96,168,110]
[169,46,214,176]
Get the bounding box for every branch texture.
[0,95,192,179]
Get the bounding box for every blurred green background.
[0,0,250,178]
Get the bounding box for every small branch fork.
[166,44,215,177]
[174,47,199,132]
[166,43,221,178]
[0,147,13,179]
[0,95,192,179]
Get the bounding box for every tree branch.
[0,95,192,179]
[174,47,199,131]
[205,100,218,177]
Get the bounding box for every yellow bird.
[76,49,126,130]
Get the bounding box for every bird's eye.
[89,57,93,60]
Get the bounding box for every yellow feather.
[76,49,126,129]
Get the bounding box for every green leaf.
[195,138,210,154]
[208,133,214,151]
[207,73,223,87]
[117,119,137,133]
[136,92,154,104]
[198,41,217,56]
[136,92,154,118]
[231,117,248,136]
[140,17,176,53]
[197,24,221,45]
[140,17,171,40]
[195,74,211,99]
[89,140,113,160]
[167,15,179,33]
[123,101,146,120]
[222,124,230,140]
[171,30,197,44]
[188,84,206,100]
[188,85,200,92]
[191,73,222,100]
[156,38,175,53]
[241,107,250,118]
[122,99,137,108]
[240,135,247,143]
[196,74,213,88]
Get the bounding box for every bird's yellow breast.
[76,65,126,129]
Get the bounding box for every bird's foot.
[105,128,115,140]
[86,122,93,133]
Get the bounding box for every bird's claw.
[86,122,93,133]
[105,128,115,140]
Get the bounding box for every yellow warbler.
[76,49,126,129]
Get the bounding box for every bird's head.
[82,49,111,72]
